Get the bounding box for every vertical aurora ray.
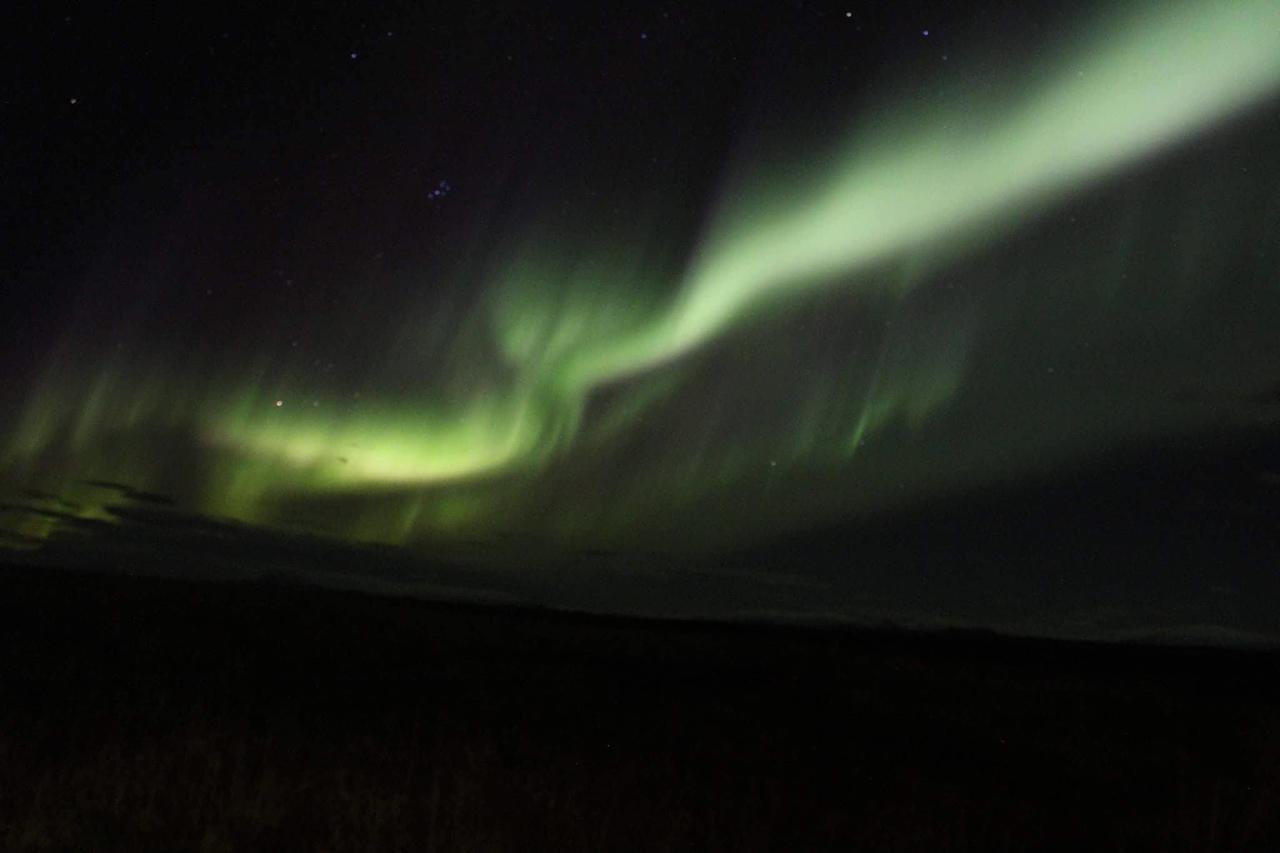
[3,0,1279,550]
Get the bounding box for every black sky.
[3,0,1279,644]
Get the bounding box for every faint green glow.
[3,0,1279,549]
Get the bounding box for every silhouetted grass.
[0,565,1277,851]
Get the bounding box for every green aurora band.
[4,0,1280,551]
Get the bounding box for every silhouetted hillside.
[1,564,1277,851]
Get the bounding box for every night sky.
[4,0,1280,642]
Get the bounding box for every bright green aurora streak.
[4,0,1280,551]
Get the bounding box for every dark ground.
[1,563,1278,851]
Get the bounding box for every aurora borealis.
[3,0,1280,637]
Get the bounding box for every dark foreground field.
[1,564,1278,851]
